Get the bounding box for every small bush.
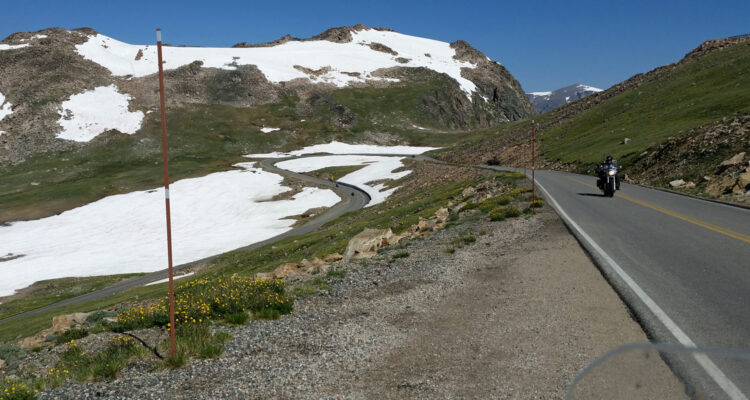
[163,352,187,369]
[459,202,478,212]
[522,207,532,214]
[224,311,249,325]
[0,379,37,399]
[448,214,459,222]
[0,344,26,370]
[445,247,456,254]
[214,332,232,343]
[85,310,117,325]
[56,328,89,345]
[115,276,293,331]
[326,269,346,278]
[530,199,544,208]
[392,251,410,259]
[489,209,506,221]
[461,234,476,244]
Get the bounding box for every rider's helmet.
[605,155,614,164]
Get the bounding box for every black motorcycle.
[597,164,619,197]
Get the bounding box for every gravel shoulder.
[42,203,686,399]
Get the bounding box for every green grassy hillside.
[540,40,750,167]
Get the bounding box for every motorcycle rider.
[595,155,620,190]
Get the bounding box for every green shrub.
[489,208,506,221]
[0,344,26,370]
[56,328,89,345]
[461,234,476,244]
[224,312,249,325]
[114,276,293,331]
[448,214,459,222]
[445,247,456,254]
[85,310,117,325]
[530,199,544,208]
[392,251,410,259]
[326,269,346,278]
[459,202,478,212]
[0,379,38,399]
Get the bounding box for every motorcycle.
[597,164,619,197]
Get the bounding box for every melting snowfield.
[246,140,438,158]
[276,155,412,206]
[0,162,339,297]
[75,29,478,97]
[0,92,12,136]
[56,85,144,142]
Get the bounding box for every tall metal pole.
[156,28,176,357]
[531,120,536,215]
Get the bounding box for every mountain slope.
[0,25,535,164]
[526,84,602,113]
[443,35,750,202]
[0,25,536,223]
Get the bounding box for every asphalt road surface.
[502,168,750,400]
[0,156,370,323]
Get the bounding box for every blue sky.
[2,0,748,92]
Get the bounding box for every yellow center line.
[564,176,750,245]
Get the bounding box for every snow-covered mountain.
[526,83,602,113]
[0,25,536,163]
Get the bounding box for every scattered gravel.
[39,206,684,399]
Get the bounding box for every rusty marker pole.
[531,120,536,215]
[156,28,176,357]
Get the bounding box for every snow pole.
[156,28,176,357]
[531,120,536,215]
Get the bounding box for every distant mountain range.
[526,84,602,113]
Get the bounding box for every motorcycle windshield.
[566,342,750,400]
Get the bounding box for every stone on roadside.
[718,152,746,169]
[323,253,343,263]
[343,228,399,260]
[52,312,91,334]
[669,179,686,188]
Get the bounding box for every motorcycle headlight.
[608,170,616,176]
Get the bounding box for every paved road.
[501,168,750,399]
[0,157,370,323]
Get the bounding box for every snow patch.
[260,127,280,133]
[57,85,144,142]
[146,272,195,286]
[0,43,29,51]
[0,93,12,136]
[529,91,551,97]
[20,34,48,41]
[246,141,437,158]
[565,96,570,102]
[75,29,478,98]
[276,155,411,206]
[0,162,340,296]
[578,84,603,92]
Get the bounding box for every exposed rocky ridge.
[0,25,535,164]
[628,113,750,200]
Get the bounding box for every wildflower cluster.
[115,276,293,331]
[0,379,37,400]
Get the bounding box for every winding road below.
[0,156,370,323]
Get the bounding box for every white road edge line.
[535,179,747,400]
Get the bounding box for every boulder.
[343,228,399,260]
[669,179,686,188]
[621,137,631,144]
[719,152,746,167]
[461,187,476,197]
[683,182,696,189]
[738,171,750,191]
[323,253,343,263]
[706,175,737,197]
[435,208,449,221]
[52,312,91,334]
